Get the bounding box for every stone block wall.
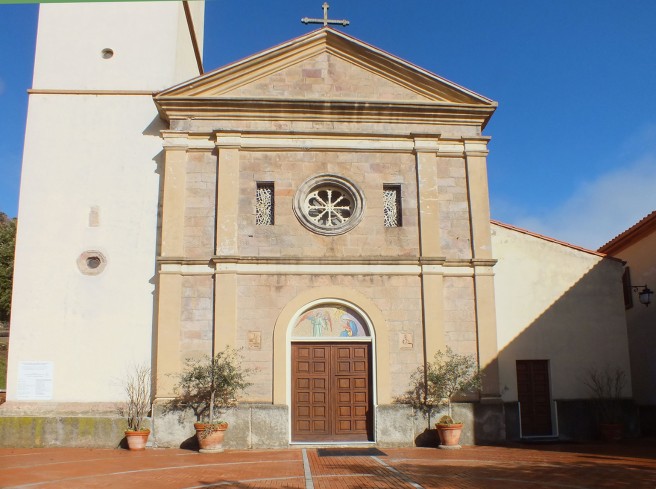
[238,150,420,258]
[226,52,430,102]
[437,157,472,259]
[152,404,289,449]
[235,274,424,401]
[184,151,216,258]
[443,276,478,356]
[180,275,214,362]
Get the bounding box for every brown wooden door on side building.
[291,342,372,442]
[516,359,553,437]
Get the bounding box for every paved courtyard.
[2,441,655,489]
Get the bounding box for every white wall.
[8,95,164,402]
[7,1,204,404]
[491,223,631,402]
[33,2,203,91]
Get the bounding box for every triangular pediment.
[218,52,433,102]
[157,28,495,106]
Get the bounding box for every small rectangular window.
[256,182,274,226]
[383,184,402,227]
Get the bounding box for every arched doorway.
[288,300,375,442]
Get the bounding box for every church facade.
[151,27,504,446]
[2,2,634,448]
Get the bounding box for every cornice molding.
[154,97,495,127]
[157,255,497,277]
[157,129,480,154]
[211,256,426,266]
[157,255,494,267]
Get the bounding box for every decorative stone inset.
[399,332,414,350]
[248,331,262,350]
[293,174,365,235]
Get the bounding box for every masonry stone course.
[226,53,431,102]
[180,276,214,361]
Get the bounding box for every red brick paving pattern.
[387,445,656,489]
[306,449,415,488]
[1,443,655,489]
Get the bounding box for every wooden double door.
[291,342,373,442]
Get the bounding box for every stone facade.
[152,28,501,447]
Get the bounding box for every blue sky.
[1,0,656,249]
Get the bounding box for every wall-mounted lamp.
[628,285,654,307]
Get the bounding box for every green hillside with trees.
[0,211,15,391]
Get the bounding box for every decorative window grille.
[304,186,353,228]
[256,182,274,225]
[383,185,402,227]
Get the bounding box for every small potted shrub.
[584,367,627,441]
[167,347,252,453]
[121,364,151,450]
[398,347,482,449]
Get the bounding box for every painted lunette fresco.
[293,306,369,338]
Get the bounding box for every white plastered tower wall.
[6,1,204,405]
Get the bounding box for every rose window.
[293,174,365,235]
[305,187,353,227]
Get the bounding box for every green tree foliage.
[166,347,253,425]
[396,347,483,424]
[0,212,17,323]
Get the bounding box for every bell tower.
[7,1,204,406]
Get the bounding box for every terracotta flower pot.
[436,423,463,449]
[125,429,150,451]
[194,422,228,453]
[599,423,622,442]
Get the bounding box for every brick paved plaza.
[2,441,655,488]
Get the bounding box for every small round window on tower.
[77,251,107,275]
[86,256,101,269]
[101,48,114,59]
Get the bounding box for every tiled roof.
[598,210,656,254]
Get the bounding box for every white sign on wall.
[17,361,54,400]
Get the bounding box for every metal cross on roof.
[301,2,350,27]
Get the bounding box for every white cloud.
[512,153,656,250]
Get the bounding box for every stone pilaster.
[155,133,189,398]
[464,137,500,398]
[160,133,188,257]
[464,138,493,260]
[414,135,447,359]
[213,132,242,352]
[154,273,183,398]
[214,270,237,352]
[215,132,241,256]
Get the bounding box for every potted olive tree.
[120,364,151,450]
[398,347,482,449]
[167,347,252,452]
[584,366,627,441]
